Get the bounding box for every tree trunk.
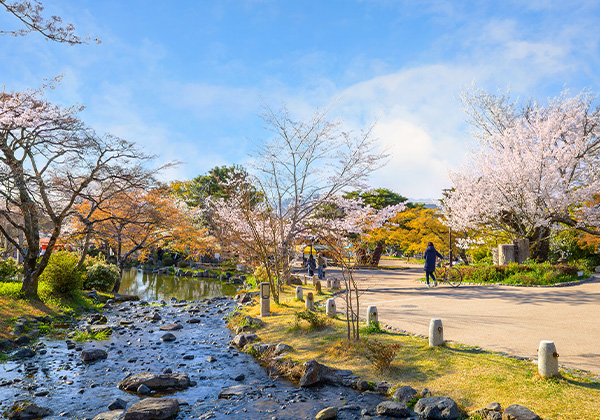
[370,241,385,266]
[528,226,551,262]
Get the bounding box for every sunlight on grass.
[239,285,600,420]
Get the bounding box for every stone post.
[295,286,303,301]
[326,298,336,318]
[311,276,316,286]
[367,305,378,327]
[260,282,270,317]
[326,279,332,288]
[315,280,322,294]
[429,318,443,347]
[305,292,314,311]
[513,238,530,263]
[331,278,340,289]
[538,340,559,378]
[498,244,515,265]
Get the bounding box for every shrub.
[0,257,21,282]
[84,263,120,292]
[294,309,330,330]
[364,338,400,371]
[162,253,174,266]
[39,251,84,297]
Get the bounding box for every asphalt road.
[324,264,600,376]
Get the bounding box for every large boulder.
[298,360,356,387]
[393,385,417,404]
[81,348,108,363]
[118,372,191,393]
[231,333,257,348]
[4,402,53,419]
[376,401,412,417]
[123,398,179,420]
[414,397,460,420]
[502,405,541,420]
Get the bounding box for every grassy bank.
[233,285,600,420]
[0,281,103,341]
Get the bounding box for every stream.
[0,271,388,420]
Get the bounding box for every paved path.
[324,264,600,376]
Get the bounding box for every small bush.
[0,257,21,282]
[39,251,84,297]
[84,263,120,292]
[364,338,400,371]
[162,253,174,266]
[294,309,330,330]
[361,321,384,334]
[0,281,22,298]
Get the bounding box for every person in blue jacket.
[424,242,443,287]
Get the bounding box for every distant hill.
[408,198,439,209]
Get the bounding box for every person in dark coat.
[424,242,443,287]
[307,254,316,277]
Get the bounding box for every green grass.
[72,329,110,342]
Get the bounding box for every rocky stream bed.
[0,296,395,420]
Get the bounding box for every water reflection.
[118,268,238,301]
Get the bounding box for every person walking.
[307,254,316,277]
[424,242,443,288]
[317,253,325,279]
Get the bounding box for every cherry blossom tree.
[250,104,388,283]
[445,87,600,261]
[308,196,404,340]
[0,88,150,298]
[0,0,99,44]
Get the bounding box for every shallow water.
[0,298,385,420]
[118,268,239,302]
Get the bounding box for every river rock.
[123,398,179,420]
[273,343,293,355]
[93,410,125,420]
[502,405,541,420]
[218,384,252,399]
[159,324,183,331]
[414,397,460,419]
[161,333,176,342]
[117,372,192,392]
[145,313,161,322]
[90,325,113,335]
[86,314,108,324]
[315,406,338,420]
[12,347,36,359]
[81,348,108,363]
[4,401,53,419]
[393,385,417,403]
[376,401,412,417]
[299,359,355,387]
[231,333,257,348]
[108,398,128,410]
[13,335,32,346]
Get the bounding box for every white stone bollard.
[331,278,340,289]
[538,340,559,378]
[303,274,308,285]
[326,298,336,318]
[429,318,444,347]
[326,279,332,288]
[367,305,378,327]
[295,286,303,301]
[260,282,270,317]
[305,292,314,311]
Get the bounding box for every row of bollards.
[262,285,559,379]
[425,317,559,378]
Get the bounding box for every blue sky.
[1,0,599,199]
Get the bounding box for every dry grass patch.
[238,286,600,420]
